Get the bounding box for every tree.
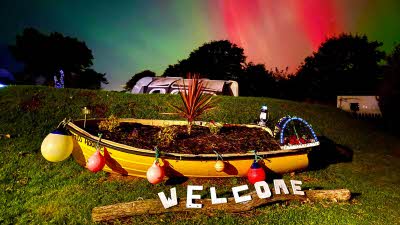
[295,33,385,102]
[162,40,246,80]
[162,59,191,78]
[378,44,400,133]
[9,28,108,89]
[123,70,156,92]
[270,67,297,99]
[239,63,277,97]
[70,69,108,90]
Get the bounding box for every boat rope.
[154,146,160,163]
[56,118,71,129]
[213,150,223,161]
[253,150,263,161]
[95,133,103,152]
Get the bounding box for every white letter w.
[158,187,178,209]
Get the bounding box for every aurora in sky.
[1,0,400,90]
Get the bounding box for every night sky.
[1,0,400,90]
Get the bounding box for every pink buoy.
[146,161,165,184]
[87,148,106,173]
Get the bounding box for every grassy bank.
[0,86,399,224]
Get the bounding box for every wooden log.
[92,189,351,222]
[305,189,351,202]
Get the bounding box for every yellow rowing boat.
[67,119,319,178]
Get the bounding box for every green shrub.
[207,121,223,135]
[156,126,179,147]
[98,114,120,132]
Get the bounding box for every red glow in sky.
[218,0,344,71]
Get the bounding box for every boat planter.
[66,119,319,178]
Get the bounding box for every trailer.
[131,77,239,96]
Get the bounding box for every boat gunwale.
[66,119,316,160]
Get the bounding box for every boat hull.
[67,119,312,178]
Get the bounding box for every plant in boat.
[208,120,222,135]
[156,126,179,147]
[171,74,216,135]
[98,114,120,132]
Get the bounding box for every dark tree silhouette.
[271,67,292,80]
[69,69,108,90]
[295,33,385,102]
[162,59,191,78]
[378,44,400,133]
[239,63,277,97]
[162,40,246,80]
[9,28,108,89]
[123,70,156,92]
[270,67,297,99]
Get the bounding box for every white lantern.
[259,105,269,127]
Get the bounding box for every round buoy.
[146,161,165,184]
[87,149,106,173]
[214,160,225,172]
[247,161,266,184]
[41,128,73,162]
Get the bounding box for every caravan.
[131,77,239,96]
[337,96,382,117]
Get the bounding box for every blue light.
[54,70,65,88]
[0,83,6,88]
[274,116,290,138]
[278,116,318,145]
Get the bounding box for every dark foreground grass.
[0,86,399,224]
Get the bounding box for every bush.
[98,114,120,132]
[156,126,179,147]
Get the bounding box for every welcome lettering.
[158,179,304,209]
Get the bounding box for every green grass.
[0,86,399,224]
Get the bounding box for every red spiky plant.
[171,73,216,135]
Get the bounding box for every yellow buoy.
[214,160,225,172]
[41,128,73,162]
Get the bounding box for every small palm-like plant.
[171,74,216,135]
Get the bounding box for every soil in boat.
[85,123,281,154]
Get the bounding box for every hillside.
[0,86,399,224]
